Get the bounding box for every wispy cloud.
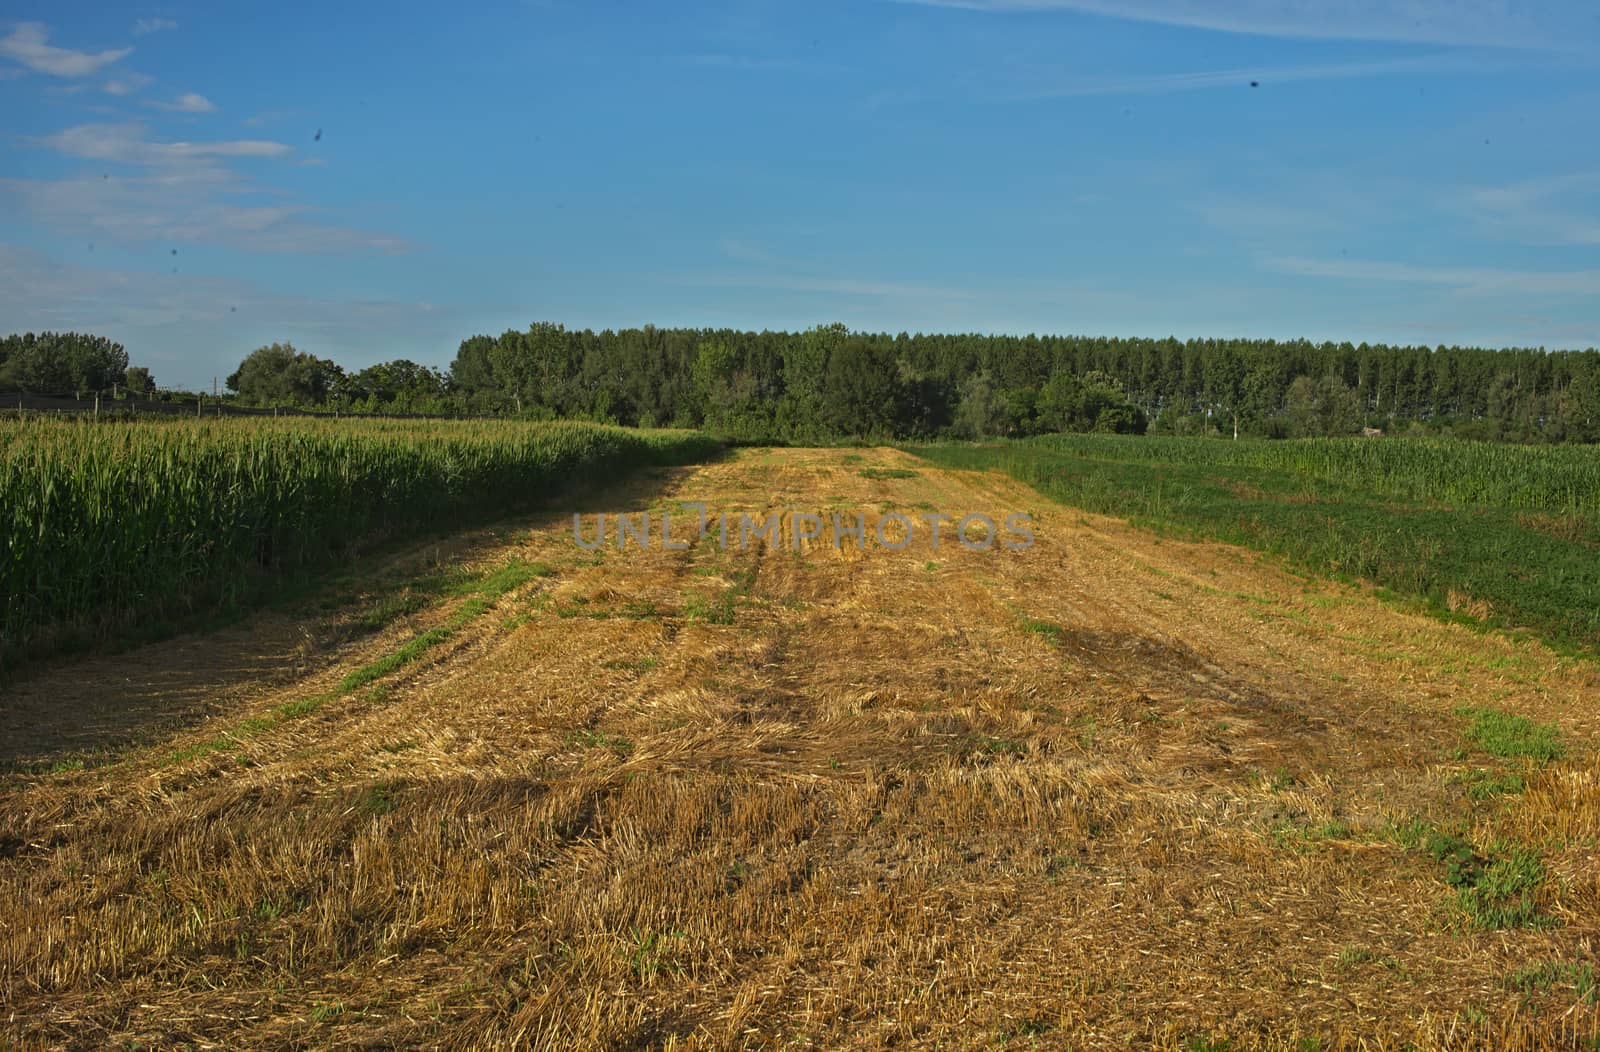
[669,270,975,301]
[696,237,973,300]
[885,0,1591,51]
[673,53,836,74]
[147,92,217,114]
[132,18,178,36]
[1266,255,1600,297]
[1458,170,1600,247]
[242,109,303,128]
[2,174,411,255]
[1194,200,1341,236]
[0,22,132,76]
[992,54,1463,100]
[103,73,154,96]
[41,123,289,165]
[0,243,445,386]
[14,123,406,256]
[718,237,785,265]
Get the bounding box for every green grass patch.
[277,696,328,719]
[967,735,1025,758]
[339,627,453,693]
[1456,706,1563,761]
[1455,851,1550,930]
[1507,960,1598,1004]
[858,467,920,480]
[164,737,236,764]
[570,729,633,755]
[1423,830,1552,930]
[359,782,397,816]
[1269,817,1352,852]
[683,592,737,625]
[1019,618,1065,644]
[1455,767,1528,800]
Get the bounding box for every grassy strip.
[161,559,549,766]
[907,439,1600,657]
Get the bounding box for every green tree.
[820,337,904,438]
[346,360,446,410]
[777,322,847,441]
[227,343,344,406]
[448,335,502,408]
[124,366,155,397]
[1036,371,1085,432]
[0,332,127,395]
[1286,374,1360,437]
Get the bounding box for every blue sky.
[2,1,1598,388]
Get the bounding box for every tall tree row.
[439,324,1600,443]
[11,325,1600,444]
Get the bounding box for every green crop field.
[1021,433,1600,514]
[909,434,1600,656]
[0,416,720,672]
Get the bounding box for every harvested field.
[3,447,1598,1050]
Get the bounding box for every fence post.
[95,392,100,418]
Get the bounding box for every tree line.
[434,323,1600,443]
[11,325,1600,443]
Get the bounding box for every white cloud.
[12,124,406,256]
[148,92,217,113]
[41,123,289,165]
[0,22,132,77]
[103,73,154,96]
[133,18,178,36]
[886,0,1591,51]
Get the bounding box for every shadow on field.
[0,458,716,769]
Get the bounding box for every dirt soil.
[2,447,1597,1050]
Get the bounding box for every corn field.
[0,416,719,667]
[1027,434,1600,515]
